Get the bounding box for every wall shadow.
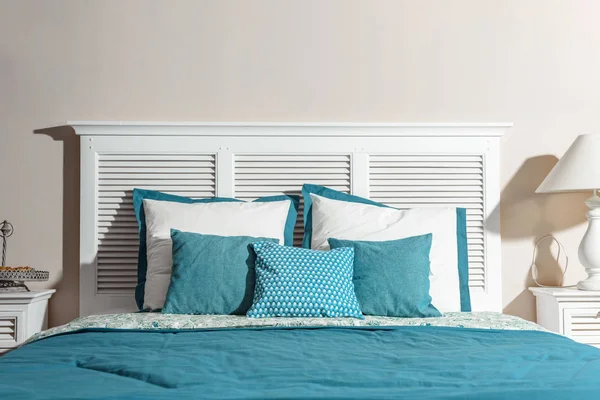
[488,155,588,320]
[34,126,79,327]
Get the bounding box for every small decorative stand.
[1,220,13,266]
[0,220,49,292]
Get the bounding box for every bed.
[2,122,600,399]
[3,313,600,399]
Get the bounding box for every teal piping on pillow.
[132,188,299,310]
[301,183,471,312]
[456,208,471,311]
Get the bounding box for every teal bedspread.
[1,324,600,399]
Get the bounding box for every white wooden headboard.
[72,122,510,316]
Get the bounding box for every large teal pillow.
[247,242,363,319]
[301,184,471,312]
[162,230,277,315]
[328,235,441,318]
[133,188,299,310]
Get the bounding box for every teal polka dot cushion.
[247,242,363,319]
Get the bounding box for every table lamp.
[536,133,600,290]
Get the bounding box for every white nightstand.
[530,287,600,348]
[0,289,55,354]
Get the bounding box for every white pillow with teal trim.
[143,199,292,311]
[247,242,363,319]
[309,193,464,313]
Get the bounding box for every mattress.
[2,312,600,399]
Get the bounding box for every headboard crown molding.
[68,121,511,137]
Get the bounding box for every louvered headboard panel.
[97,154,216,294]
[369,154,486,292]
[73,122,509,316]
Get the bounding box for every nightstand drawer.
[563,308,600,347]
[0,311,23,350]
[0,290,55,353]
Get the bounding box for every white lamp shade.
[536,133,600,193]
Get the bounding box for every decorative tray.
[0,267,49,281]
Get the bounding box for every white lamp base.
[578,194,600,291]
[577,276,600,290]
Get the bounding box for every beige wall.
[1,0,599,327]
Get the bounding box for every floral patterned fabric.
[28,311,547,344]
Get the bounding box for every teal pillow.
[328,235,441,318]
[133,188,300,310]
[302,183,471,312]
[247,242,363,319]
[162,230,278,315]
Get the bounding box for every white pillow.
[310,194,461,312]
[142,198,291,310]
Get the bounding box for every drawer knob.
[596,312,600,319]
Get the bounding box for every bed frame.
[71,122,510,316]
